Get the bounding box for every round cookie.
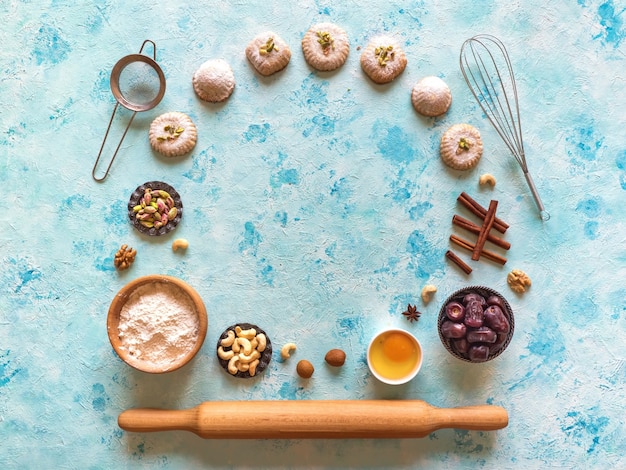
[246,32,291,76]
[360,35,407,84]
[301,22,350,71]
[149,112,197,157]
[192,59,235,102]
[440,123,483,170]
[411,76,452,117]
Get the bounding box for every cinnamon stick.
[449,235,507,265]
[457,192,509,233]
[445,250,472,274]
[452,215,511,250]
[472,200,498,261]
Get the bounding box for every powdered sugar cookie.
[192,59,235,102]
[301,22,350,71]
[411,76,452,117]
[360,35,407,84]
[149,112,197,157]
[246,32,291,76]
[440,124,483,170]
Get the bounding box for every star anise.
[402,304,421,323]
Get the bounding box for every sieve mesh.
[117,60,162,107]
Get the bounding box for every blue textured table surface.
[1,0,624,468]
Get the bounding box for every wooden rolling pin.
[118,400,508,439]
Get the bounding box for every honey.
[368,330,421,382]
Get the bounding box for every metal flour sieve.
[92,40,166,181]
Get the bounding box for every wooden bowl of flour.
[107,275,208,373]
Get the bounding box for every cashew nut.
[171,238,189,251]
[479,173,496,187]
[256,333,267,353]
[220,330,235,347]
[281,342,297,360]
[248,359,260,377]
[227,356,240,374]
[239,350,261,364]
[217,346,234,360]
[421,284,437,303]
[235,337,252,356]
[235,326,257,340]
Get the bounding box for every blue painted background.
[1,0,624,468]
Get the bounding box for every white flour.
[118,281,199,369]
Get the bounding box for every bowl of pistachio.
[128,181,183,236]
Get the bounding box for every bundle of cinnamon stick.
[446,192,510,274]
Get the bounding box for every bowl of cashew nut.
[216,323,272,378]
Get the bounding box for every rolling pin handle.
[433,404,509,432]
[118,408,198,434]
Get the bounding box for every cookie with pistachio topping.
[149,112,197,157]
[360,35,407,84]
[440,123,483,170]
[246,32,291,76]
[301,22,350,71]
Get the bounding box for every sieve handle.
[138,39,157,61]
[92,104,137,182]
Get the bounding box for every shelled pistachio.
[133,187,177,229]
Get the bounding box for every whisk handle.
[524,171,550,221]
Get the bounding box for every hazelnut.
[296,359,314,379]
[324,349,346,367]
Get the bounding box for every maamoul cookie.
[360,35,407,84]
[301,22,350,71]
[149,112,197,157]
[411,76,452,117]
[192,59,235,102]
[440,124,483,170]
[246,32,291,76]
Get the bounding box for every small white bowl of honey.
[367,329,423,385]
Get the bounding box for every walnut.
[114,244,137,270]
[507,269,531,293]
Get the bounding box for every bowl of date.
[438,286,514,363]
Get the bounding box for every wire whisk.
[460,34,549,221]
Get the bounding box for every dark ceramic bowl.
[216,323,272,378]
[438,285,514,363]
[128,181,183,236]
